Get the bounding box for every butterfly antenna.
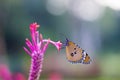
[58,33,69,41]
[58,33,69,47]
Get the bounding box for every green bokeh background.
[0,0,120,80]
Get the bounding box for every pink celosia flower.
[0,64,26,80]
[0,64,12,80]
[23,22,62,80]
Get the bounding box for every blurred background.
[0,0,120,80]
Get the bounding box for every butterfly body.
[64,38,91,64]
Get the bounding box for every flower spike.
[24,22,62,80]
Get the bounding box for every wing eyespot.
[70,53,74,57]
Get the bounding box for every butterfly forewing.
[66,41,83,63]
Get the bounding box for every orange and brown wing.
[66,41,83,63]
[82,53,91,64]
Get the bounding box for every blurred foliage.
[0,0,120,80]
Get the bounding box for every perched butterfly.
[63,38,91,64]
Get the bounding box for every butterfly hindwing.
[82,52,91,64]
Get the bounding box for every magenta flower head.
[23,22,62,80]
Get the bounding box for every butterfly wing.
[82,53,91,64]
[66,41,91,64]
[66,41,83,63]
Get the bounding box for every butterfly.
[63,38,91,64]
